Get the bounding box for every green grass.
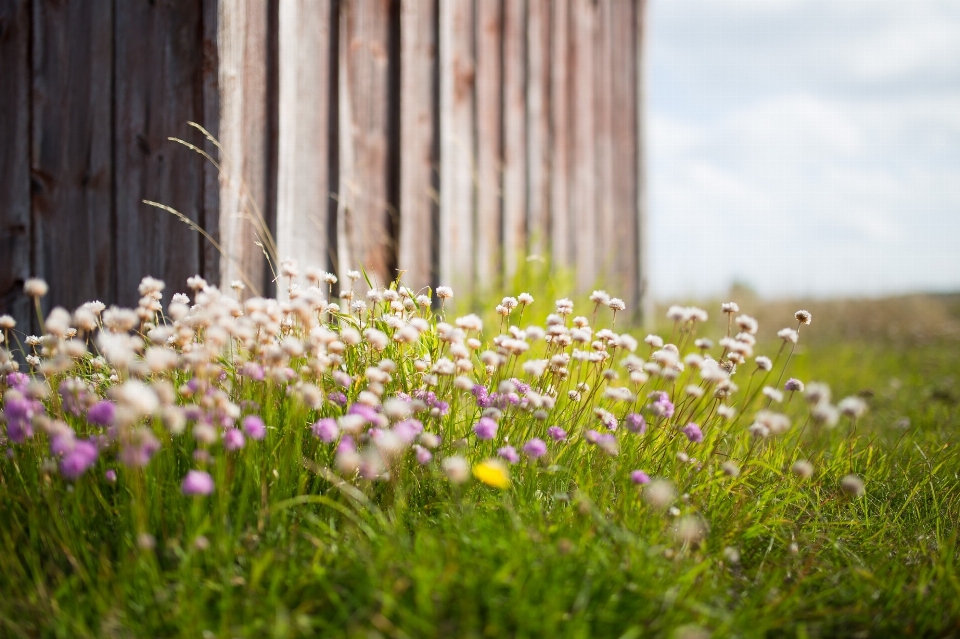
[1,289,959,638]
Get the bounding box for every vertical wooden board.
[277,0,334,281]
[473,0,502,289]
[30,0,113,317]
[115,0,206,305]
[548,0,570,268]
[502,0,526,278]
[636,0,651,323]
[610,0,640,311]
[0,0,32,329]
[201,0,221,289]
[569,0,597,292]
[398,0,437,291]
[218,0,270,295]
[337,0,393,288]
[593,0,615,288]
[525,0,550,259]
[438,0,475,294]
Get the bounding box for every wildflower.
[811,403,840,427]
[838,396,868,419]
[735,315,758,334]
[473,417,498,440]
[791,460,814,479]
[795,310,812,325]
[694,338,713,350]
[522,438,547,459]
[118,429,161,468]
[182,470,214,496]
[85,400,115,427]
[547,426,568,441]
[644,334,664,349]
[784,378,804,392]
[590,290,610,305]
[762,387,784,403]
[644,479,676,509]
[721,461,740,477]
[24,278,49,298]
[518,292,534,305]
[60,440,99,480]
[608,298,626,312]
[436,286,453,300]
[594,408,618,431]
[681,423,703,443]
[473,459,511,489]
[223,428,245,451]
[630,470,650,485]
[777,328,799,344]
[442,456,471,484]
[755,356,772,371]
[497,446,519,464]
[649,392,675,419]
[555,298,574,315]
[624,413,647,435]
[804,382,831,405]
[673,516,707,545]
[840,474,865,497]
[105,469,117,483]
[721,302,739,313]
[242,415,267,440]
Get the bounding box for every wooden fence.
[0,0,649,334]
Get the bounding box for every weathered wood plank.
[438,0,475,294]
[277,0,335,281]
[337,0,393,288]
[594,0,615,286]
[502,0,526,277]
[115,0,207,305]
[569,0,597,291]
[636,0,651,322]
[610,0,640,311]
[398,0,437,291]
[201,0,222,289]
[0,0,32,331]
[549,0,571,267]
[473,0,502,289]
[525,0,550,260]
[218,0,270,295]
[30,0,113,316]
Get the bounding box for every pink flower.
[181,470,214,496]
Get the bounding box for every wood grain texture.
[473,0,502,289]
[201,0,222,288]
[398,0,437,291]
[594,0,615,287]
[548,0,571,267]
[218,0,269,295]
[337,0,393,288]
[525,0,550,260]
[0,0,32,330]
[569,0,597,292]
[114,0,207,305]
[438,0,475,293]
[277,0,335,280]
[30,0,113,316]
[501,0,526,277]
[636,0,651,323]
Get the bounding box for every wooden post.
[525,0,550,261]
[502,0,527,278]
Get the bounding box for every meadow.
[0,267,958,638]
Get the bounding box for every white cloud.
[647,0,960,300]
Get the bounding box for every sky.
[646,0,960,300]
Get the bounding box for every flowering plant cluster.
[1,271,870,548]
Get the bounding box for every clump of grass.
[0,271,958,638]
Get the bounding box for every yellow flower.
[472,459,511,489]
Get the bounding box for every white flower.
[777,328,799,344]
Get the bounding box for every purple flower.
[60,440,99,480]
[473,417,498,440]
[87,401,116,427]
[118,428,161,468]
[510,378,531,395]
[223,428,245,451]
[595,434,619,456]
[311,418,339,443]
[597,410,618,431]
[105,469,117,483]
[585,429,602,444]
[242,415,266,440]
[393,419,423,444]
[5,372,30,392]
[2,395,41,443]
[337,435,356,454]
[241,362,265,381]
[650,392,675,419]
[333,370,353,388]
[58,380,88,416]
[413,445,433,465]
[784,378,804,392]
[182,470,214,496]
[630,470,650,485]
[328,391,348,407]
[498,445,519,464]
[348,403,383,426]
[625,413,647,435]
[547,426,568,442]
[681,422,703,443]
[522,438,547,459]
